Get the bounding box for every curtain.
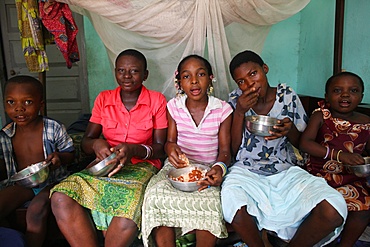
[56,0,310,99]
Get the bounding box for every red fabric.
[306,101,370,211]
[39,1,79,68]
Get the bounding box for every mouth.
[339,100,351,107]
[14,115,27,121]
[190,88,202,96]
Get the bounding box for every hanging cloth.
[39,0,80,69]
[15,0,49,73]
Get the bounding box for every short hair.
[229,50,265,79]
[175,54,214,80]
[115,49,147,70]
[325,71,364,94]
[5,75,44,99]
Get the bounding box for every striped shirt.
[167,95,233,164]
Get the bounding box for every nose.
[15,102,25,112]
[191,77,199,84]
[341,90,350,97]
[123,70,132,78]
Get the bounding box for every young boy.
[0,75,75,247]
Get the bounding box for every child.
[221,50,348,246]
[0,75,75,247]
[300,71,370,246]
[141,54,233,247]
[50,49,168,247]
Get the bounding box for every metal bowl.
[10,161,50,188]
[343,157,370,177]
[167,164,210,192]
[86,153,117,176]
[245,115,280,137]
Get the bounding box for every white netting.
[57,0,310,99]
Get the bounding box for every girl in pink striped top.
[142,55,233,247]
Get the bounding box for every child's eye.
[350,88,359,93]
[198,72,206,77]
[237,80,244,86]
[25,100,32,105]
[333,88,341,93]
[250,71,257,76]
[117,68,124,73]
[6,100,14,105]
[182,75,189,79]
[130,69,139,74]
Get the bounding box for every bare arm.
[198,113,232,190]
[165,111,186,168]
[299,111,326,157]
[231,87,259,156]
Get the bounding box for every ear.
[143,70,149,81]
[262,64,269,74]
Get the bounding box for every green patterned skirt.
[141,159,228,247]
[50,162,158,230]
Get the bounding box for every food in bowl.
[86,153,117,177]
[169,166,206,182]
[343,157,370,177]
[10,161,50,188]
[245,115,280,137]
[167,164,210,192]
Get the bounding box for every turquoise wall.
[83,0,370,110]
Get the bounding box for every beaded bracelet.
[212,162,228,177]
[141,144,152,160]
[323,146,330,159]
[336,150,343,163]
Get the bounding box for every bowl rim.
[86,153,117,175]
[10,161,51,182]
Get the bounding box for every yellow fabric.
[16,0,49,72]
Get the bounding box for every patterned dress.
[141,95,233,247]
[306,102,370,211]
[222,84,348,245]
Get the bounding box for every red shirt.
[90,86,168,169]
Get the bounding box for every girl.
[221,50,348,247]
[50,49,168,247]
[141,54,233,247]
[300,71,370,246]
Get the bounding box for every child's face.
[178,58,211,100]
[115,55,148,93]
[232,62,269,96]
[4,83,43,126]
[325,75,363,115]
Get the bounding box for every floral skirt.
[50,162,158,230]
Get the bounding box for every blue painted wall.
[83,0,370,110]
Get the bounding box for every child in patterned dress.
[300,71,370,246]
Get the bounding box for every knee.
[231,206,248,227]
[50,192,73,215]
[113,217,137,232]
[316,201,343,228]
[26,200,50,224]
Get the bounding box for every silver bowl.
[343,157,370,177]
[245,115,280,137]
[86,153,117,176]
[10,161,50,188]
[167,164,210,192]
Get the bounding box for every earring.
[207,77,216,96]
[207,85,214,96]
[174,78,184,97]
